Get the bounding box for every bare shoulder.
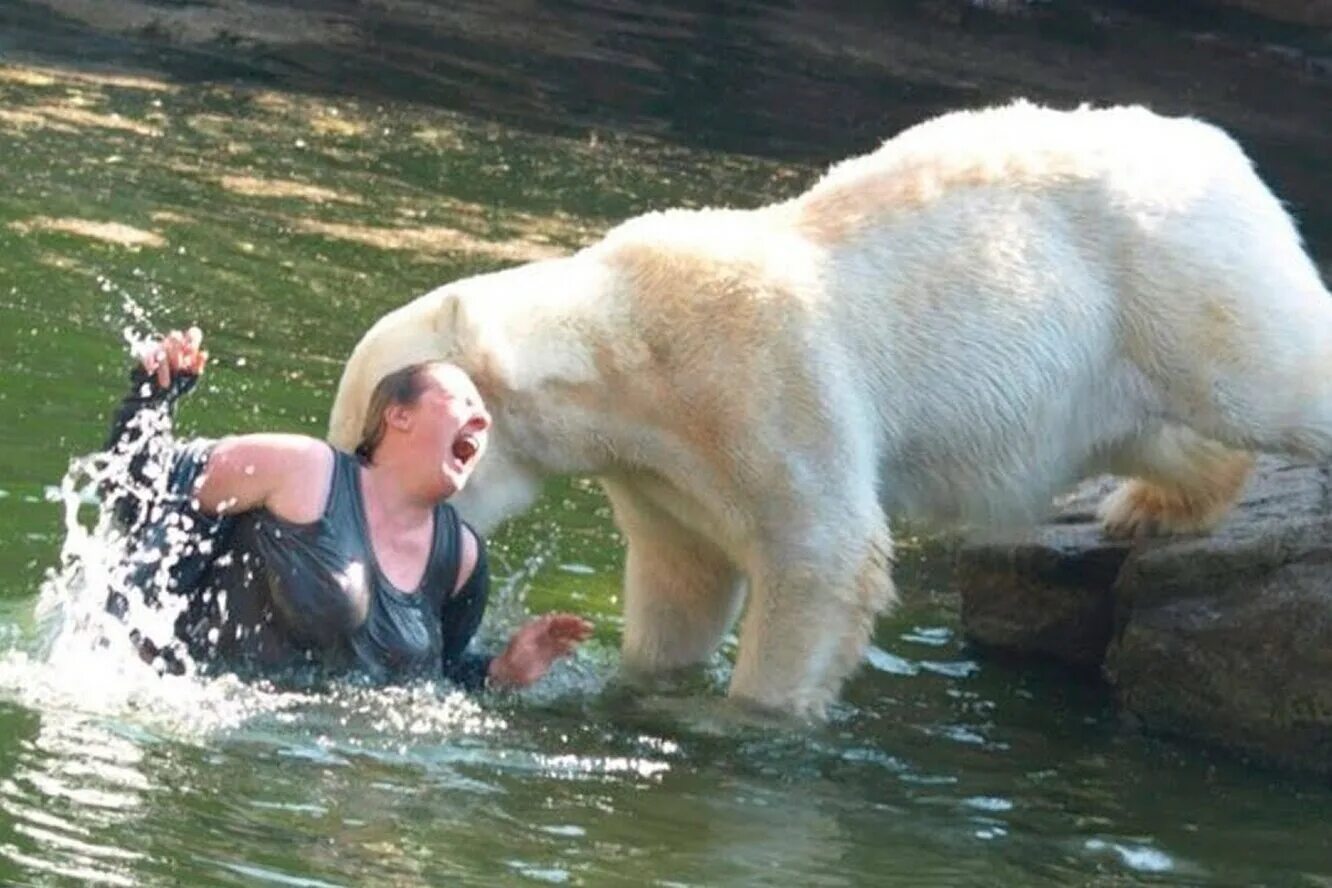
[198,433,335,520]
[453,521,481,595]
[256,435,336,523]
[209,433,334,486]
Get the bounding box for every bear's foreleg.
[728,514,897,719]
[605,481,745,676]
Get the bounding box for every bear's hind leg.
[1117,238,1331,510]
[728,516,897,719]
[1098,425,1254,539]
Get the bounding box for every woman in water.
[105,326,592,689]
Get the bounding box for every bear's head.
[328,256,606,534]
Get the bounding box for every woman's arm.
[438,525,493,690]
[102,329,224,647]
[487,612,594,690]
[442,523,593,691]
[108,327,330,522]
[193,433,331,519]
[105,365,200,455]
[103,329,210,529]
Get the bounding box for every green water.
[0,52,1329,888]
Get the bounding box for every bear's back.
[794,101,1250,246]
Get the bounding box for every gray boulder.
[1210,0,1332,26]
[957,458,1332,774]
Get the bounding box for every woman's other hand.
[488,614,594,689]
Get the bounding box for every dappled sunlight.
[308,112,366,138]
[32,252,94,274]
[0,108,66,132]
[22,104,160,138]
[184,112,284,141]
[289,218,570,263]
[410,125,466,151]
[218,175,364,205]
[0,67,58,88]
[0,69,162,136]
[8,218,166,249]
[0,57,777,281]
[247,92,375,140]
[148,210,192,226]
[0,63,175,93]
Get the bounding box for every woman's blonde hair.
[354,361,447,463]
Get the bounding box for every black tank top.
[202,448,465,681]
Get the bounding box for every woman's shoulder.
[207,433,336,481]
[224,434,337,524]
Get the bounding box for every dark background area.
[2,0,1329,252]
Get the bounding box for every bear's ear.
[441,290,514,397]
[436,290,463,338]
[431,290,472,352]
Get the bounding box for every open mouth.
[451,432,480,465]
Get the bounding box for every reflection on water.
[0,28,1329,888]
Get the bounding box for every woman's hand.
[488,614,594,689]
[134,326,208,389]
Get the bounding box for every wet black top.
[201,448,491,686]
[105,368,492,689]
[210,452,492,686]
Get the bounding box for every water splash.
[0,287,511,743]
[0,308,300,734]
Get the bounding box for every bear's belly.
[876,373,1153,530]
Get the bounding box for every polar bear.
[328,101,1331,718]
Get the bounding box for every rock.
[1210,0,1332,27]
[956,483,1126,668]
[958,458,1332,774]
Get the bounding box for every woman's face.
[403,364,491,496]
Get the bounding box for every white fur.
[329,102,1331,718]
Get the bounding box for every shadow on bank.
[2,0,1330,251]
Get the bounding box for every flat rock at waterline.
[956,457,1332,774]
